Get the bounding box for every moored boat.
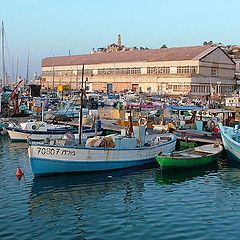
[28,126,177,176]
[155,143,223,170]
[53,101,89,118]
[6,119,102,141]
[219,123,240,162]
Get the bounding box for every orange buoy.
[16,166,24,177]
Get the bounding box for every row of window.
[42,65,199,77]
[147,67,170,74]
[177,66,198,74]
[43,80,234,94]
[48,69,94,77]
[191,85,233,93]
[167,84,190,91]
[97,68,141,75]
[158,84,233,94]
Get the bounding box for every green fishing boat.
[155,144,223,170]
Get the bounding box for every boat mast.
[16,58,19,83]
[1,21,6,89]
[25,49,30,89]
[52,55,55,92]
[79,64,84,145]
[11,56,14,86]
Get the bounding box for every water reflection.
[29,164,156,196]
[155,162,219,185]
[28,165,156,239]
[0,137,28,176]
[218,158,240,185]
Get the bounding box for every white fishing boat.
[219,123,240,162]
[6,119,101,141]
[28,126,177,176]
[28,64,177,176]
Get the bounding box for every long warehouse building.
[41,45,236,96]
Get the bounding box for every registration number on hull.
[36,147,76,156]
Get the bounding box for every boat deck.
[57,119,124,133]
[176,135,221,144]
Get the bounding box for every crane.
[10,79,23,115]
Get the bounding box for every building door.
[132,84,138,92]
[107,83,113,93]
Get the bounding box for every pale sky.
[0,0,240,80]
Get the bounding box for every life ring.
[138,117,147,127]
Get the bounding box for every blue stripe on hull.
[225,150,240,163]
[221,134,240,162]
[30,157,155,176]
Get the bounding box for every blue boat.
[219,123,240,162]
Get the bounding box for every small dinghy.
[155,143,223,170]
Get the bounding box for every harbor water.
[1,136,240,239]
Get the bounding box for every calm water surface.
[1,136,240,240]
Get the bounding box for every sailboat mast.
[1,21,6,89]
[79,64,84,145]
[52,55,55,91]
[26,49,30,88]
[11,56,14,86]
[16,58,19,83]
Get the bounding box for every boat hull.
[155,144,222,170]
[155,154,217,170]
[219,124,240,162]
[7,128,101,141]
[28,136,177,176]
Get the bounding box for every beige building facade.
[41,45,236,96]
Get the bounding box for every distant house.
[234,59,240,93]
[225,96,240,107]
[41,45,236,96]
[106,43,121,53]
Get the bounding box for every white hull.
[28,134,177,176]
[7,129,65,141]
[7,129,102,141]
[219,124,240,162]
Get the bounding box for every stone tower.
[117,34,122,47]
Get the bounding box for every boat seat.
[178,152,202,158]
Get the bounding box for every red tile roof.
[42,45,215,67]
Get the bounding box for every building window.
[173,85,178,91]
[97,68,112,75]
[42,71,52,77]
[211,68,218,76]
[97,67,141,75]
[190,66,198,73]
[147,67,170,74]
[177,66,198,74]
[206,86,210,93]
[130,67,141,74]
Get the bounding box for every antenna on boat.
[79,64,84,145]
